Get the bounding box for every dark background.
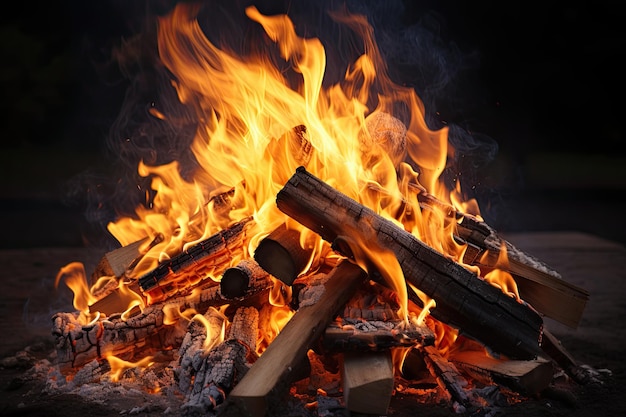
[1,0,625,249]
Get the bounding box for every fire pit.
[1,1,622,417]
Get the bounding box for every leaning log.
[226,260,368,417]
[276,167,544,360]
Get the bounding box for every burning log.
[341,350,395,415]
[276,167,544,360]
[225,260,368,417]
[177,307,226,394]
[450,350,554,396]
[53,283,226,373]
[419,345,474,410]
[253,223,314,285]
[320,318,434,353]
[138,216,256,300]
[182,306,259,414]
[219,259,272,300]
[377,180,589,329]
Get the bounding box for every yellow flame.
[55,262,96,316]
[483,242,521,301]
[59,4,521,359]
[105,354,154,382]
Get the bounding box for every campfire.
[49,2,595,416]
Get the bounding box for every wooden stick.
[276,167,543,360]
[226,260,367,417]
[342,350,394,415]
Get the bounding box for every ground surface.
[0,231,624,416]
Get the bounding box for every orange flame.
[105,354,155,382]
[57,3,519,367]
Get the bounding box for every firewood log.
[139,216,256,300]
[342,350,394,415]
[53,284,225,374]
[450,350,554,396]
[177,307,226,393]
[374,181,589,329]
[276,167,544,360]
[320,318,434,353]
[253,223,314,285]
[419,345,473,409]
[183,306,259,414]
[225,260,368,417]
[220,259,272,299]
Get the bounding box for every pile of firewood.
[51,163,594,417]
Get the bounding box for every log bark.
[276,167,544,360]
[226,260,368,417]
[342,350,394,415]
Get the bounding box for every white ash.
[298,273,330,307]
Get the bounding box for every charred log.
[276,167,544,360]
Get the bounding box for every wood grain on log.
[226,260,367,417]
[276,167,543,360]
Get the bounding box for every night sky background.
[1,0,625,249]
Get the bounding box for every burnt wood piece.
[253,223,314,285]
[220,259,272,299]
[382,181,589,329]
[472,232,589,329]
[138,216,256,299]
[420,345,473,409]
[177,307,227,394]
[342,350,394,415]
[450,350,554,396]
[226,260,368,417]
[320,317,434,353]
[183,306,259,414]
[276,167,544,360]
[53,284,226,374]
[540,328,599,385]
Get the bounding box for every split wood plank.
[394,182,589,329]
[226,260,368,417]
[342,350,394,415]
[276,167,544,360]
[450,350,554,395]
